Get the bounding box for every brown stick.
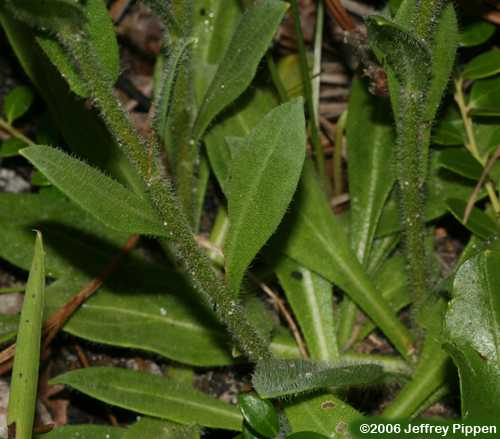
[325,0,356,31]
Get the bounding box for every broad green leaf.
[444,243,500,419]
[469,77,500,117]
[0,14,143,193]
[459,19,496,47]
[437,148,483,180]
[21,146,167,236]
[239,394,279,438]
[446,198,499,240]
[225,99,306,294]
[285,393,361,437]
[253,359,384,398]
[205,86,278,195]
[275,256,338,362]
[0,138,26,158]
[279,161,414,359]
[36,426,124,439]
[45,274,234,367]
[37,0,120,98]
[8,232,45,439]
[51,367,243,431]
[123,418,199,439]
[463,48,500,80]
[346,78,395,264]
[4,85,34,124]
[192,0,288,140]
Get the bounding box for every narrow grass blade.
[8,232,45,439]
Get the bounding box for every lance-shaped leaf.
[285,393,361,437]
[4,85,34,124]
[275,256,338,362]
[192,0,288,140]
[437,148,483,180]
[238,394,279,438]
[45,273,235,367]
[463,48,500,81]
[252,359,384,399]
[123,418,199,439]
[347,78,395,265]
[444,243,500,419]
[8,232,45,438]
[51,367,243,431]
[21,146,167,237]
[280,161,414,359]
[225,99,306,294]
[37,0,120,98]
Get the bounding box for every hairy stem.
[60,31,271,362]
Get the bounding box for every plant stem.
[289,0,326,187]
[266,53,289,103]
[61,31,272,363]
[0,118,34,146]
[454,77,500,216]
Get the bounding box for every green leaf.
[21,145,167,236]
[225,99,306,294]
[123,418,199,439]
[469,77,500,117]
[285,393,361,437]
[8,232,45,438]
[205,87,278,195]
[444,243,500,419]
[0,314,19,345]
[45,274,235,367]
[4,85,34,124]
[459,19,496,48]
[463,48,500,80]
[51,367,243,431]
[36,0,120,98]
[239,394,279,438]
[0,138,26,158]
[253,359,384,398]
[446,198,499,240]
[280,161,415,359]
[346,78,395,264]
[275,256,338,362]
[437,148,483,180]
[192,0,288,140]
[36,425,124,439]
